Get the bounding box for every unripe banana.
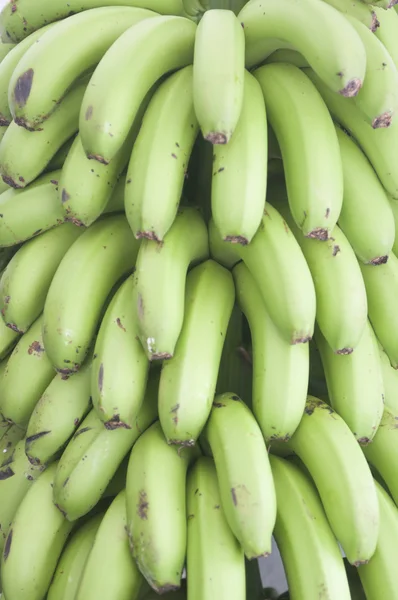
[133,206,209,360]
[0,315,55,428]
[321,0,378,31]
[388,195,398,255]
[92,275,149,429]
[211,71,267,245]
[0,315,19,359]
[125,66,198,242]
[159,260,234,446]
[374,5,398,69]
[43,214,140,375]
[378,341,398,414]
[80,16,196,164]
[270,455,351,600]
[0,42,15,62]
[201,393,277,559]
[0,423,25,467]
[186,457,245,600]
[233,261,308,442]
[192,9,244,144]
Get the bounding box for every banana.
[359,252,398,368]
[159,260,234,446]
[321,0,379,31]
[388,195,398,255]
[254,63,343,240]
[133,206,209,360]
[374,5,398,69]
[233,261,308,442]
[0,315,55,428]
[125,420,198,593]
[276,395,379,565]
[315,322,384,443]
[192,9,244,144]
[125,66,199,242]
[79,15,196,164]
[239,0,366,96]
[0,42,14,62]
[0,223,83,334]
[0,462,74,600]
[25,358,92,466]
[47,513,103,600]
[8,7,157,130]
[53,372,159,521]
[45,135,77,172]
[335,125,395,264]
[186,456,245,600]
[92,275,149,430]
[0,78,88,189]
[102,175,126,216]
[201,393,277,559]
[0,316,19,360]
[211,70,267,245]
[0,423,25,467]
[378,341,398,413]
[269,455,351,600]
[42,214,140,375]
[76,490,146,600]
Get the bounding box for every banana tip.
[335,347,353,355]
[369,255,389,266]
[224,235,249,245]
[338,78,362,98]
[372,112,393,129]
[204,131,229,145]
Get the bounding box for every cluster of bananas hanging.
[1,0,398,598]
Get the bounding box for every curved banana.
[0,315,19,359]
[79,15,196,164]
[335,125,395,264]
[378,341,398,414]
[254,63,343,240]
[76,490,146,600]
[270,455,351,600]
[133,206,209,360]
[186,457,245,600]
[192,9,244,144]
[125,420,198,593]
[0,315,55,428]
[321,0,378,31]
[201,393,277,559]
[43,214,140,375]
[0,423,25,467]
[278,395,379,566]
[211,71,267,245]
[374,6,398,70]
[233,261,308,442]
[159,260,235,446]
[1,462,74,600]
[92,275,149,429]
[125,66,198,241]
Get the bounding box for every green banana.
[270,455,351,600]
[186,456,245,600]
[388,195,398,255]
[102,175,126,216]
[0,316,19,360]
[125,420,197,593]
[53,373,159,521]
[378,341,398,414]
[159,259,234,446]
[0,315,55,428]
[254,63,343,240]
[0,423,25,467]
[201,393,277,559]
[133,206,209,360]
[278,395,379,566]
[0,462,74,600]
[233,261,308,442]
[79,15,196,165]
[92,275,149,429]
[125,65,198,241]
[192,9,244,144]
[321,0,379,31]
[43,214,140,375]
[211,70,268,245]
[374,5,398,69]
[0,42,15,62]
[45,135,77,172]
[0,223,83,334]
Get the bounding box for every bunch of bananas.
[1,0,398,598]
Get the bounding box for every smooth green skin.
[102,175,126,216]
[201,394,277,559]
[283,396,379,565]
[1,462,74,600]
[76,491,145,600]
[193,10,244,143]
[374,6,398,69]
[211,71,267,244]
[45,135,76,172]
[320,0,377,30]
[378,340,398,414]
[187,457,245,600]
[0,316,19,359]
[92,275,149,429]
[159,260,235,445]
[0,223,83,334]
[0,42,15,63]
[233,262,309,443]
[126,421,197,593]
[79,16,196,164]
[315,322,384,443]
[42,214,140,374]
[0,315,55,428]
[125,66,198,241]
[388,195,398,256]
[133,206,209,360]
[270,456,351,600]
[0,423,25,467]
